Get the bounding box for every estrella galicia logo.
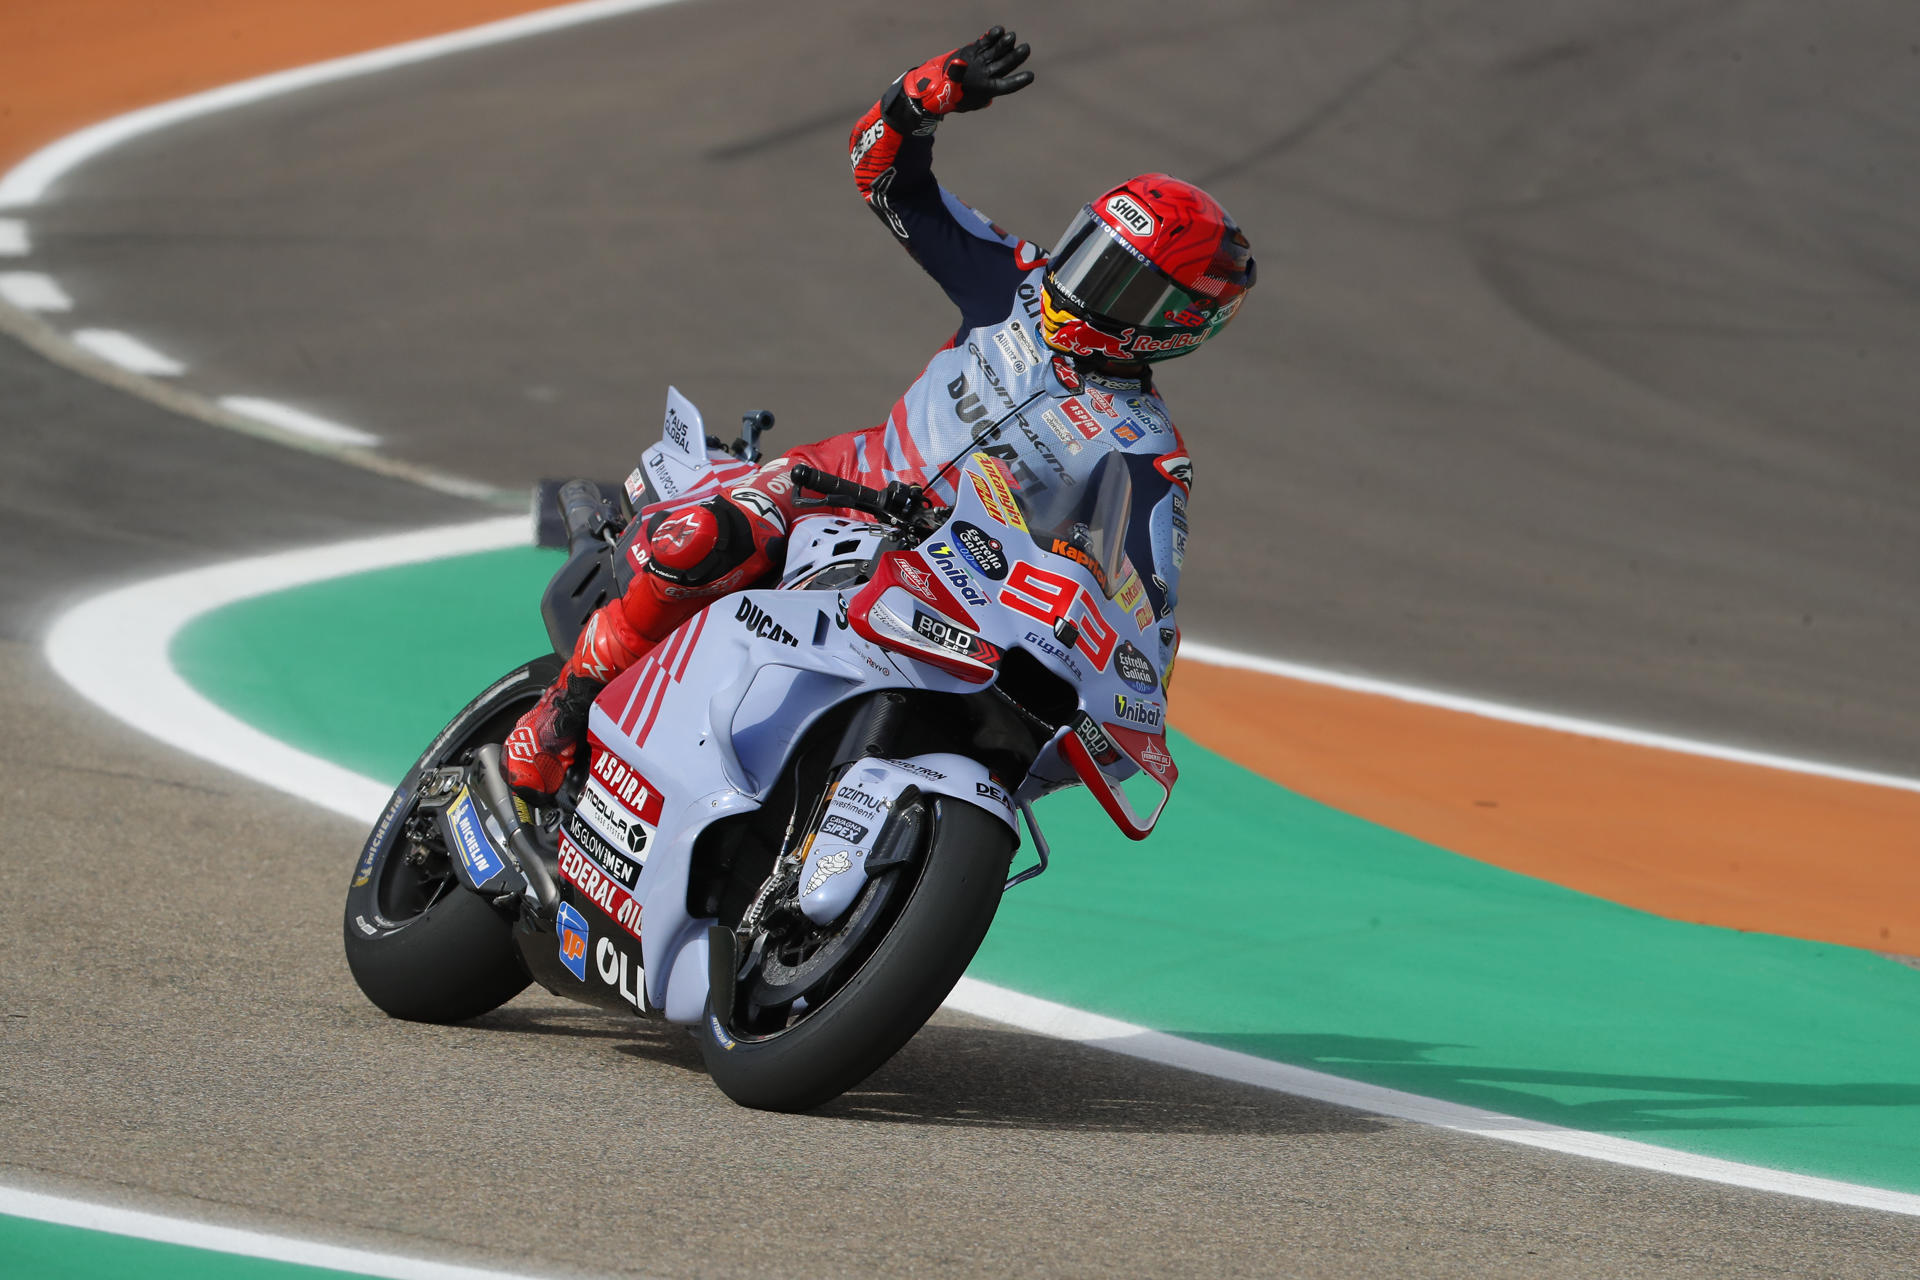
[951,521,1008,580]
[556,901,589,981]
[1114,641,1159,694]
[1113,694,1164,729]
[449,793,505,887]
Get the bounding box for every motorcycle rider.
[504,25,1255,799]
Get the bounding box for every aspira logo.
[1105,193,1155,239]
[736,598,798,646]
[1113,693,1164,728]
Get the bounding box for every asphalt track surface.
[5,0,1920,1275]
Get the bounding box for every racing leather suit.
[504,49,1192,797]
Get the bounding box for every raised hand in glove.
[900,25,1033,117]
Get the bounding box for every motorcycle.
[343,388,1182,1111]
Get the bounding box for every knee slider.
[645,497,752,589]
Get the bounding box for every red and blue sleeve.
[849,79,1047,339]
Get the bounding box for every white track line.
[39,518,1920,1221]
[0,270,70,311]
[0,217,27,255]
[68,328,184,376]
[220,395,382,447]
[0,0,693,210]
[0,1186,545,1280]
[45,517,529,824]
[1181,641,1920,793]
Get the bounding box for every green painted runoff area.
[173,547,1920,1194]
[0,1215,366,1280]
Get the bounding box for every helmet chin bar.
[1072,351,1150,380]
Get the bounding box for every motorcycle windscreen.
[1013,447,1178,622]
[1059,713,1177,840]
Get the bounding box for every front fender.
[797,752,1016,926]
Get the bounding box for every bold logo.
[594,935,646,1013]
[1114,641,1159,693]
[1072,712,1121,766]
[736,597,799,647]
[556,902,589,981]
[951,521,1008,580]
[1113,694,1164,728]
[913,610,998,662]
[1105,193,1156,238]
[1060,399,1102,440]
[820,814,869,843]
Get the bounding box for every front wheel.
[342,656,557,1023]
[698,797,1015,1112]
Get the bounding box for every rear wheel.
[342,656,558,1022]
[698,796,1015,1112]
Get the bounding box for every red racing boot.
[503,604,651,800]
[502,485,791,799]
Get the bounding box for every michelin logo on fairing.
[449,793,505,886]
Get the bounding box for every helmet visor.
[1047,206,1226,335]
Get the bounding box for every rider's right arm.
[848,37,1043,337]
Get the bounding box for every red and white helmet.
[1040,174,1255,365]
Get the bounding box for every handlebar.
[788,464,939,532]
[557,478,618,551]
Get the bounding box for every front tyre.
[698,797,1015,1112]
[342,656,558,1023]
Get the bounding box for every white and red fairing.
[561,398,1178,1025]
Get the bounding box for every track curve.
[5,1,1920,1275]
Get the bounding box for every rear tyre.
[698,797,1015,1112]
[342,656,558,1023]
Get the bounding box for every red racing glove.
[897,25,1033,118]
